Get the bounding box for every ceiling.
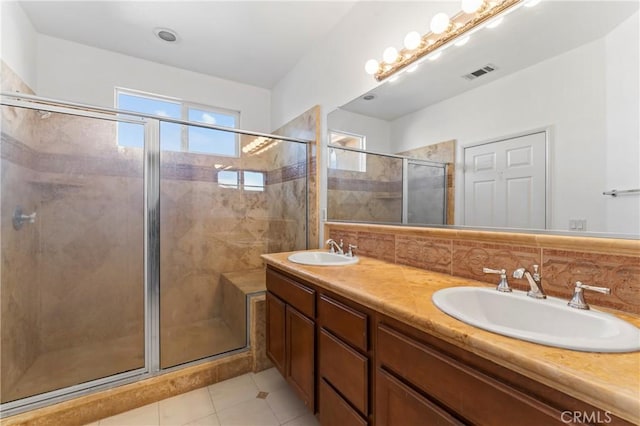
[19,1,357,89]
[341,1,639,121]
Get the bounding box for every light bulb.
[365,59,380,75]
[461,0,484,14]
[455,36,470,47]
[383,46,399,64]
[403,31,422,50]
[430,13,450,34]
[485,16,503,29]
[524,0,541,7]
[407,64,419,73]
[428,51,442,61]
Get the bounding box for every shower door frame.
[402,158,448,225]
[0,99,156,417]
[1,93,314,417]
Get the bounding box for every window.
[217,170,265,192]
[116,89,240,156]
[328,130,366,172]
[243,171,265,192]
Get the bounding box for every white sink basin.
[288,251,359,266]
[432,287,640,353]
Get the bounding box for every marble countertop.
[262,251,640,424]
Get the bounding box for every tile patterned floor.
[85,368,320,426]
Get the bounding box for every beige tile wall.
[272,106,320,249]
[1,62,313,393]
[326,222,640,314]
[327,154,403,223]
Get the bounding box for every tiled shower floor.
[85,368,320,426]
[161,317,245,368]
[5,317,244,404]
[3,334,144,403]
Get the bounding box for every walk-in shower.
[0,93,310,416]
[327,145,448,224]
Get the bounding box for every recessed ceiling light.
[154,28,178,43]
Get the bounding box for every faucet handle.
[483,268,511,293]
[576,282,611,295]
[568,281,611,310]
[347,244,358,257]
[532,264,540,282]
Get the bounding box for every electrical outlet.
[569,219,587,231]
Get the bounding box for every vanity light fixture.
[364,0,532,81]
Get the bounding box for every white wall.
[271,1,458,243]
[0,2,38,90]
[390,13,639,236]
[271,1,459,131]
[604,12,640,236]
[390,37,609,233]
[327,109,391,153]
[36,35,271,132]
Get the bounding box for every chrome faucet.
[513,265,546,299]
[568,281,611,310]
[325,238,344,255]
[483,268,511,292]
[13,206,37,230]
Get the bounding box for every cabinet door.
[320,378,367,426]
[376,368,463,426]
[266,292,286,375]
[286,305,315,411]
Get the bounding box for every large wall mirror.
[327,1,639,239]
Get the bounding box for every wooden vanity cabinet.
[266,264,633,426]
[318,292,374,426]
[266,267,316,412]
[375,315,634,426]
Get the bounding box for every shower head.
[38,110,51,119]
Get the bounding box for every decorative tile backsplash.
[326,222,640,314]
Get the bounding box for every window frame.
[327,129,367,173]
[115,87,241,157]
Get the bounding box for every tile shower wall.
[273,106,320,249]
[327,154,403,223]
[326,222,640,315]
[1,63,41,399]
[2,60,146,401]
[32,115,144,356]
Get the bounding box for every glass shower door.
[159,121,309,368]
[406,161,447,224]
[0,105,147,405]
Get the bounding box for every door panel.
[286,305,315,411]
[464,132,546,229]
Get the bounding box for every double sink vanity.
[262,249,640,425]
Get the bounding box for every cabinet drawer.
[320,378,367,426]
[377,324,565,426]
[319,295,368,351]
[266,268,315,318]
[376,368,463,426]
[320,329,369,415]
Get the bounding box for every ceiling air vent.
[462,64,498,81]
